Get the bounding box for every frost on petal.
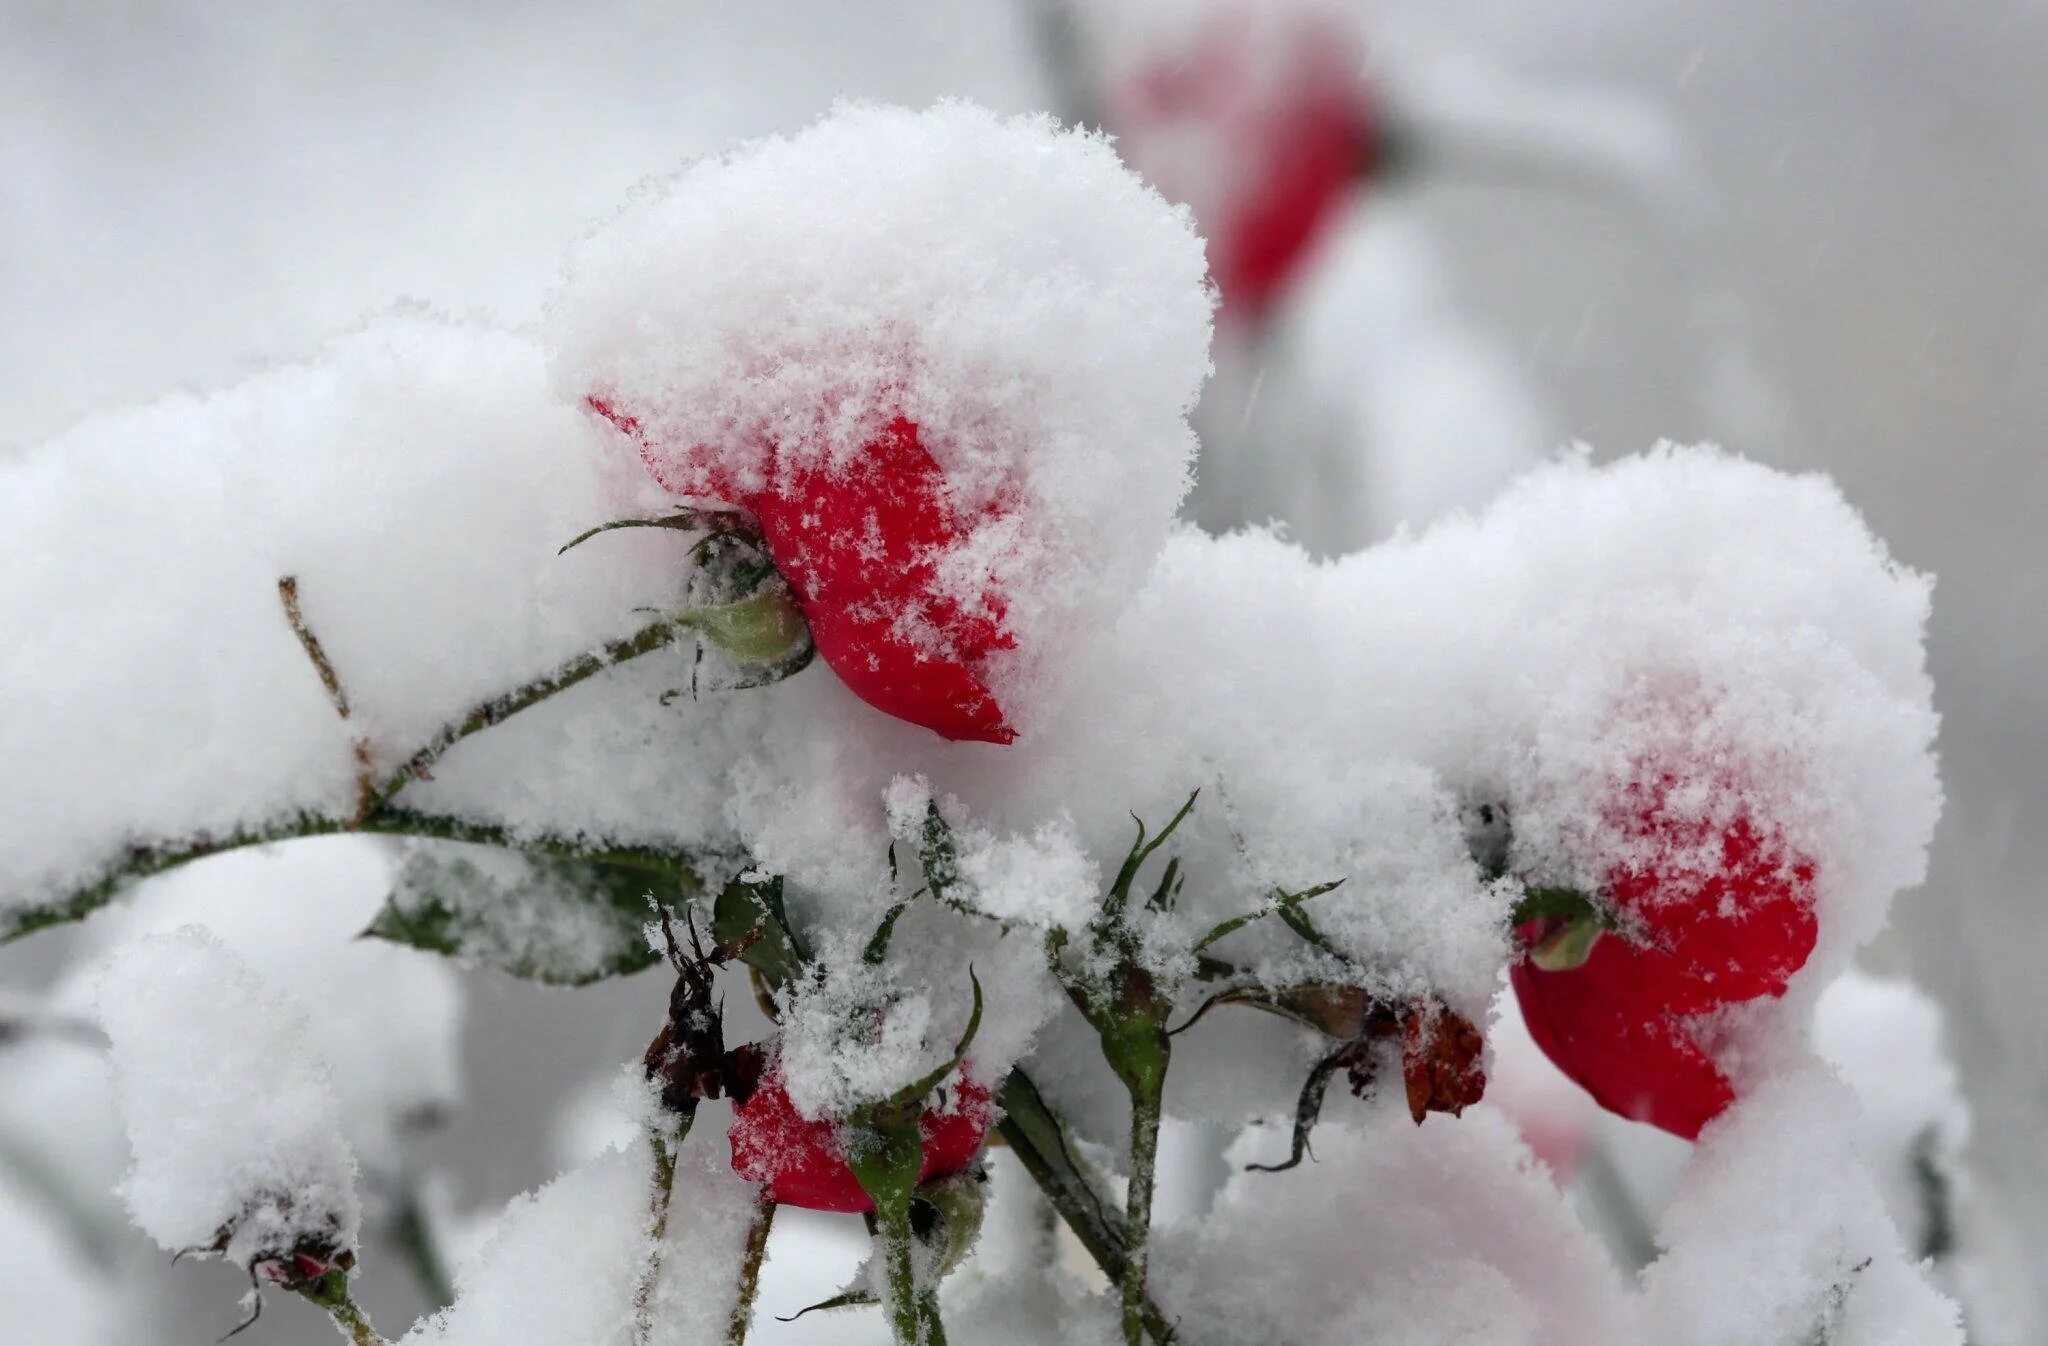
[98,928,361,1269]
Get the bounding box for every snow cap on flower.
[97,928,362,1270]
[545,100,1214,739]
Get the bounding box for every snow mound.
[98,928,361,1268]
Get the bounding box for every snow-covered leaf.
[363,843,694,985]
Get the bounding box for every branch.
[994,1071,1174,1343]
[634,1130,685,1346]
[1,607,700,946]
[279,576,375,820]
[365,612,691,813]
[726,1195,776,1346]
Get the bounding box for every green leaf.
[918,801,962,905]
[363,843,699,985]
[711,874,807,988]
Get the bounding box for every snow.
[0,315,687,914]
[1814,970,1970,1263]
[97,928,362,1269]
[0,84,1964,1346]
[405,1126,761,1346]
[1159,1100,1637,1346]
[1641,1064,1963,1346]
[64,838,464,1176]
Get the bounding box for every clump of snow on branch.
[97,928,362,1269]
[0,316,689,911]
[76,838,464,1174]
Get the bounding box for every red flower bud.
[1108,8,1376,321]
[727,1069,993,1214]
[590,398,1013,743]
[1512,776,1818,1140]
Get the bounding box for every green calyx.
[1510,885,1617,972]
[676,584,809,664]
[1529,914,1605,971]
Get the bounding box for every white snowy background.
[4,1,2046,1341]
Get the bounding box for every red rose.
[727,1068,993,1214]
[1108,7,1376,321]
[1512,778,1817,1140]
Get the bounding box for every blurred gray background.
[5,0,2045,1337]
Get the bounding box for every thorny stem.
[1121,1079,1164,1346]
[301,1271,387,1346]
[993,1075,1174,1341]
[633,1130,685,1345]
[366,612,692,813]
[725,1195,777,1346]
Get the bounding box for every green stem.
[873,1196,941,1346]
[366,614,690,814]
[388,1178,455,1311]
[326,1297,384,1346]
[301,1271,387,1346]
[725,1196,776,1346]
[1120,1079,1164,1346]
[634,1130,684,1344]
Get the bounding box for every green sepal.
[676,584,809,664]
[1530,915,1604,971]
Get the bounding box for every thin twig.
[366,614,689,813]
[278,577,376,820]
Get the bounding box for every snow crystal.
[97,928,362,1268]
